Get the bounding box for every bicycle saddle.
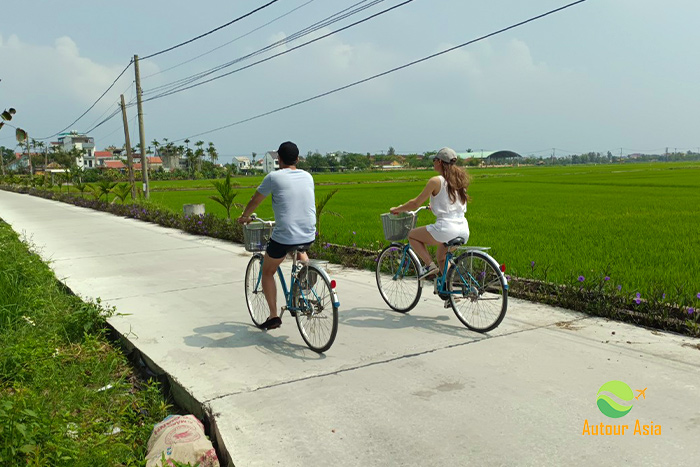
[444,237,466,247]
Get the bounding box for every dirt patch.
[554,321,583,331]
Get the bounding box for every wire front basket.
[381,213,417,241]
[243,222,274,252]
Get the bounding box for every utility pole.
[120,94,137,200]
[134,54,149,199]
[26,136,32,178]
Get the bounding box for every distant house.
[55,132,96,168]
[232,156,251,171]
[262,151,279,174]
[94,150,117,167]
[8,153,30,171]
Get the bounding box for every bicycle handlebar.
[407,205,429,216]
[249,213,274,225]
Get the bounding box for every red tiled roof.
[95,151,113,158]
[103,160,125,169]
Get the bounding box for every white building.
[262,151,279,174]
[56,132,96,168]
[232,156,251,171]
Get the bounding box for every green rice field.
[148,162,700,303]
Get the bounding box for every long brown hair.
[440,161,470,204]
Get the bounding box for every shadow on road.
[183,320,326,360]
[340,306,485,341]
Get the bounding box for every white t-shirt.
[257,169,316,244]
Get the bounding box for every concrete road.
[1,190,699,466]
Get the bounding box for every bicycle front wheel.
[244,254,268,326]
[294,265,338,353]
[447,251,507,332]
[375,244,422,312]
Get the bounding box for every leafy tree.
[387,146,395,156]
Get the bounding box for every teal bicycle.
[376,206,508,332]
[243,215,339,353]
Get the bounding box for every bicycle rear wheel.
[447,251,507,332]
[376,244,422,312]
[293,265,338,353]
[244,254,268,326]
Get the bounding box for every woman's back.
[430,176,466,220]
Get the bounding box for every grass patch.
[0,220,172,466]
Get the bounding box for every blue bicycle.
[376,207,508,332]
[243,215,339,353]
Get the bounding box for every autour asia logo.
[582,380,661,436]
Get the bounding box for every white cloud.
[0,34,159,139]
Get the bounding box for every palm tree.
[206,142,218,164]
[209,171,239,219]
[194,141,205,172]
[112,183,133,204]
[96,179,117,202]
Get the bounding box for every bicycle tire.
[293,265,338,353]
[375,244,422,312]
[244,254,268,327]
[447,250,507,332]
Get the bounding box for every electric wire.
[141,0,283,60]
[141,0,385,99]
[142,0,317,79]
[176,0,589,141]
[37,60,134,140]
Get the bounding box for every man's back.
[257,168,316,244]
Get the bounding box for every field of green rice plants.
[149,162,700,303]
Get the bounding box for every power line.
[176,0,589,141]
[141,0,283,60]
[37,60,133,140]
[141,0,400,103]
[142,0,318,80]
[141,0,386,99]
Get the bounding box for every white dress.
[425,176,470,243]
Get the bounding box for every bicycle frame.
[250,254,339,313]
[397,243,506,297]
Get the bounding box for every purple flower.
[578,276,585,282]
[604,276,610,281]
[634,292,641,305]
[352,243,356,247]
[617,285,622,291]
[662,293,666,300]
[352,231,356,235]
[506,275,511,281]
[323,243,330,249]
[697,293,700,300]
[315,231,319,237]
[689,307,695,315]
[530,261,535,268]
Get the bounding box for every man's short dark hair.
[277,141,299,165]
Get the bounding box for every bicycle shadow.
[183,320,326,360]
[339,306,485,340]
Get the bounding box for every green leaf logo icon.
[596,380,634,418]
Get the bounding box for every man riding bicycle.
[237,141,316,330]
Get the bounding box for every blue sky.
[1,0,698,160]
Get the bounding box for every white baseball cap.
[434,147,457,164]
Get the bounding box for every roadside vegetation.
[0,220,172,466]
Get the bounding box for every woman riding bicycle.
[390,147,470,279]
